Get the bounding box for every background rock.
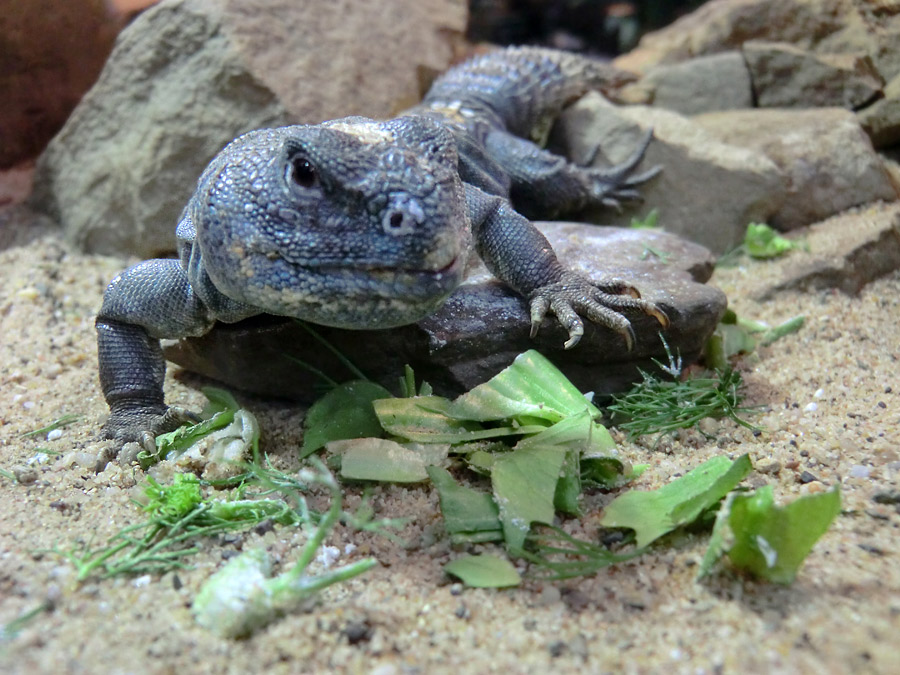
[732,201,900,299]
[552,93,785,253]
[0,0,121,168]
[164,223,726,401]
[743,41,883,110]
[858,73,900,148]
[695,108,897,230]
[30,0,467,258]
[637,51,753,115]
[615,0,900,83]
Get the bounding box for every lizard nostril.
[389,212,404,229]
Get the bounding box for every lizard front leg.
[96,258,216,447]
[465,184,668,349]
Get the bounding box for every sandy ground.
[0,205,898,674]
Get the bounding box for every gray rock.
[858,73,900,149]
[742,202,900,300]
[551,93,785,253]
[640,51,753,115]
[163,223,727,401]
[743,41,883,110]
[695,108,898,230]
[614,0,900,83]
[30,0,466,258]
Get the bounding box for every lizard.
[95,46,668,448]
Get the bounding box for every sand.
[0,205,898,674]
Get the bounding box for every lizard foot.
[529,271,669,350]
[582,129,661,211]
[102,404,201,454]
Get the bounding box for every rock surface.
[614,0,900,83]
[0,0,121,168]
[552,93,785,253]
[695,108,898,231]
[637,51,753,115]
[858,73,900,148]
[734,201,900,299]
[30,0,467,258]
[743,41,883,110]
[163,223,726,401]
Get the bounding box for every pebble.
[756,457,782,474]
[12,466,38,484]
[804,480,826,494]
[47,428,63,441]
[804,402,819,413]
[848,465,871,479]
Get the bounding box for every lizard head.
[192,116,471,329]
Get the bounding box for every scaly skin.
[96,46,667,445]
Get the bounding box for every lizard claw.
[528,271,667,350]
[103,404,201,452]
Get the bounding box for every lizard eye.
[288,156,317,188]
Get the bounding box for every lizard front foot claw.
[583,129,661,211]
[529,272,669,350]
[102,404,201,453]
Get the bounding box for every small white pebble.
[849,465,871,479]
[813,388,824,398]
[27,452,50,465]
[316,545,340,568]
[47,428,63,441]
[22,400,35,410]
[804,402,818,413]
[132,574,152,588]
[12,394,23,403]
[583,391,595,403]
[343,543,357,555]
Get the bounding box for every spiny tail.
[422,46,635,142]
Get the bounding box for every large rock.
[743,41,883,110]
[614,0,900,83]
[551,92,785,253]
[30,0,467,258]
[163,223,727,401]
[733,202,900,299]
[0,0,121,168]
[635,51,753,115]
[695,108,898,230]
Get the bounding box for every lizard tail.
[422,46,635,143]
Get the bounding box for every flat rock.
[163,223,727,402]
[695,108,897,230]
[743,41,883,110]
[737,201,900,300]
[551,93,785,253]
[30,0,466,257]
[637,51,753,115]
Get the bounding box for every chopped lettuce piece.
[699,485,840,583]
[600,455,752,548]
[427,466,502,541]
[330,438,448,482]
[444,554,521,588]
[744,223,804,259]
[492,446,568,555]
[301,380,392,457]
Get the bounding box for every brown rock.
[614,0,900,82]
[858,73,900,148]
[0,0,122,167]
[695,108,897,230]
[743,41,883,109]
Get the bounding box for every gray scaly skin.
[96,46,668,447]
